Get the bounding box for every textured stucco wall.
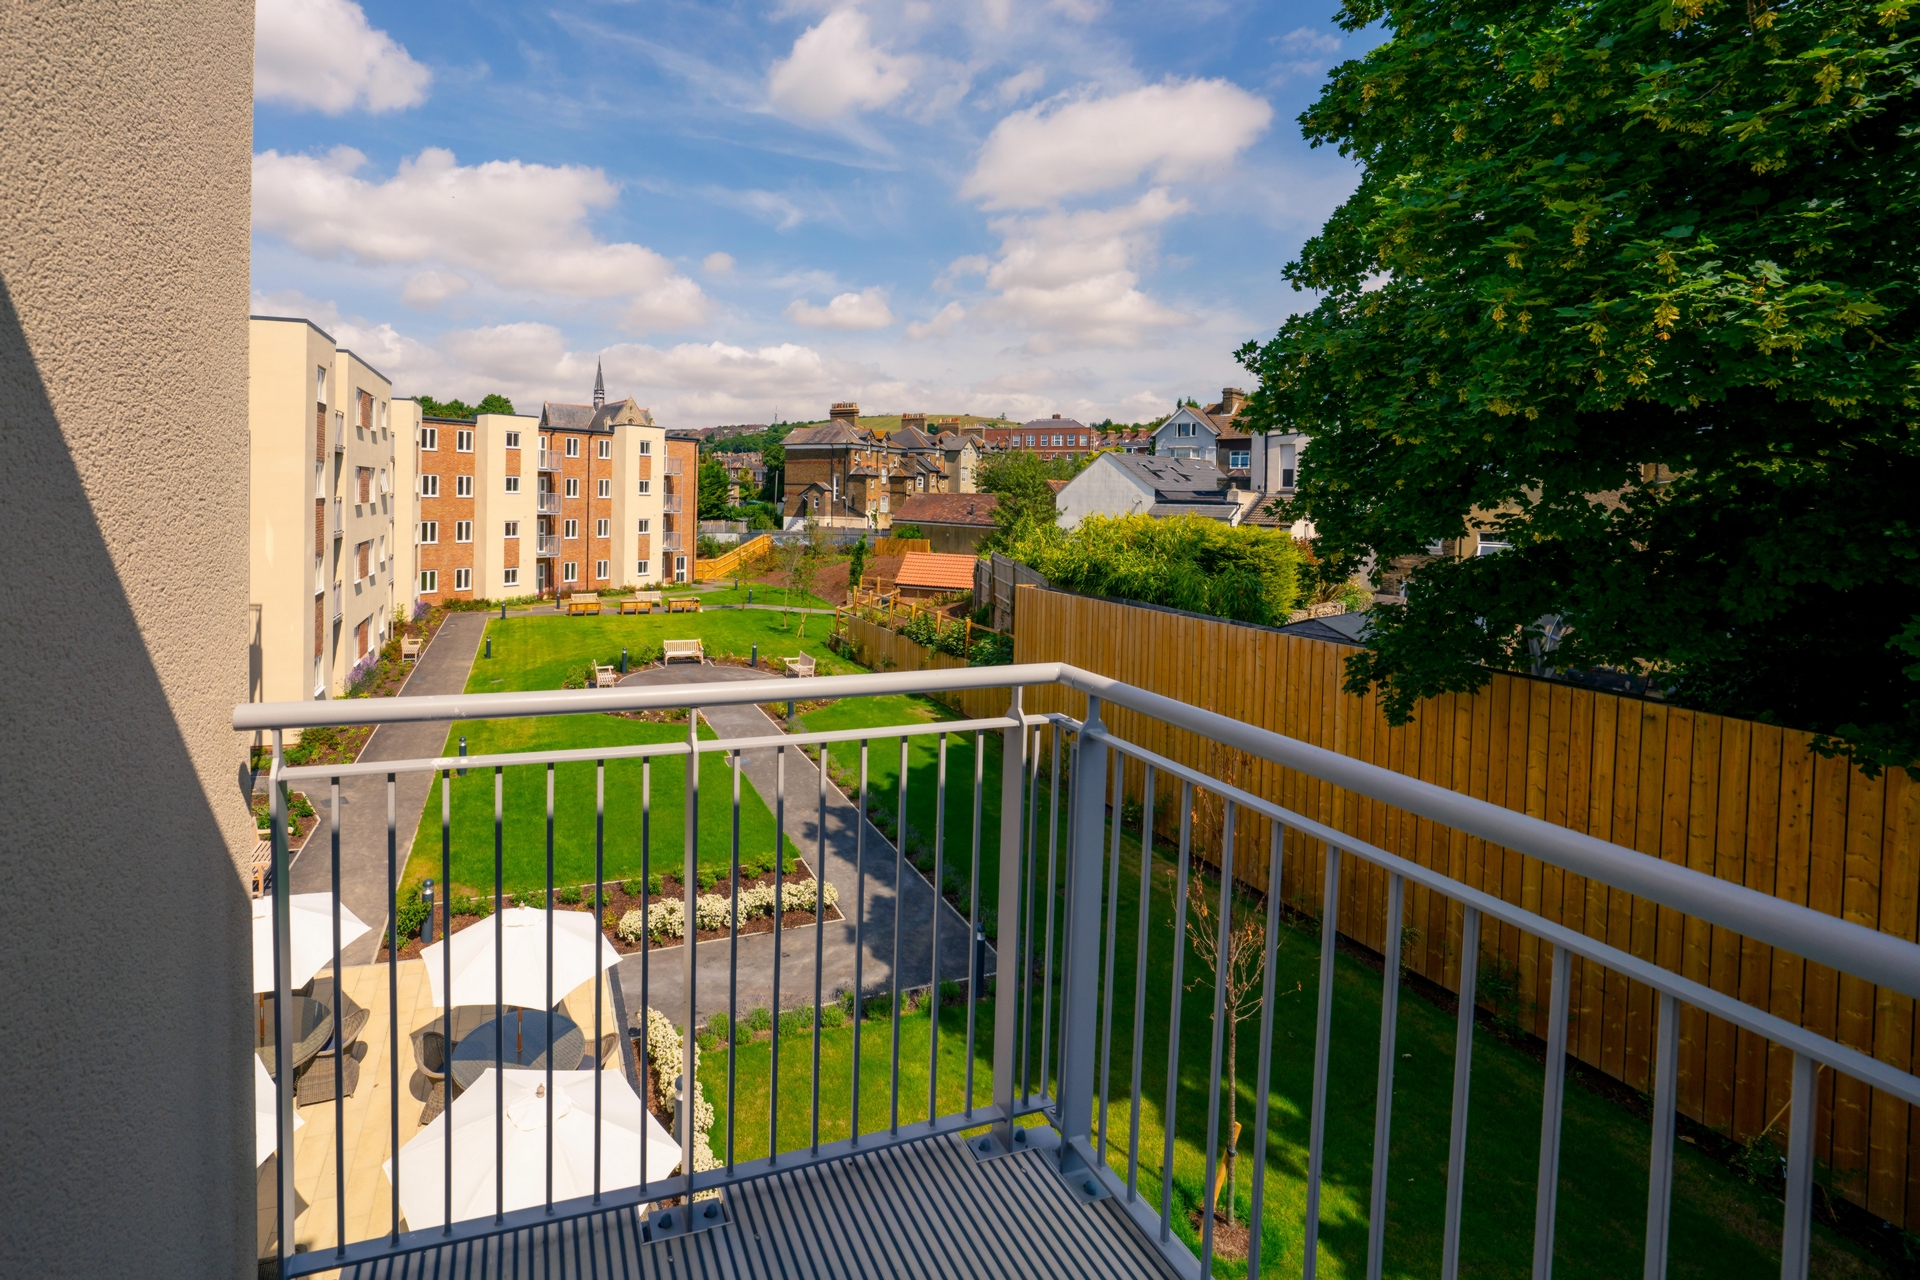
[0,3,256,1277]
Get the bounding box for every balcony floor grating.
[339,1133,1179,1279]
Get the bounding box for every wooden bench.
[594,664,619,688]
[619,592,663,614]
[400,634,423,663]
[566,593,601,616]
[248,839,274,898]
[782,653,816,678]
[662,639,705,665]
[666,596,702,614]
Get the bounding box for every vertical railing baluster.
[330,776,345,1257]
[891,735,907,1135]
[811,741,826,1157]
[1245,822,1285,1280]
[269,730,294,1272]
[494,767,504,1222]
[387,772,400,1244]
[1039,726,1063,1106]
[1302,844,1342,1277]
[1441,905,1480,1280]
[1780,1052,1816,1280]
[441,769,453,1234]
[965,728,984,1116]
[1097,748,1124,1169]
[853,738,868,1144]
[681,712,698,1204]
[594,760,606,1202]
[1531,943,1572,1278]
[1126,765,1157,1203]
[545,761,556,1212]
[770,745,784,1166]
[1158,783,1194,1242]
[989,690,1026,1155]
[1200,801,1238,1276]
[1020,726,1041,1104]
[1366,873,1406,1280]
[728,750,741,1174]
[930,731,948,1127]
[1643,991,1679,1280]
[639,759,651,1196]
[1056,703,1108,1177]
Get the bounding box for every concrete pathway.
[611,664,987,1026]
[287,611,488,965]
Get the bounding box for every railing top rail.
[234,662,1920,998]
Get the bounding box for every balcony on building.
[661,494,681,514]
[537,491,561,515]
[536,533,561,557]
[539,449,561,472]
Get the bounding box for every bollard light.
[747,588,753,605]
[485,635,492,659]
[500,602,507,621]
[787,699,794,722]
[458,736,468,777]
[751,643,758,669]
[421,880,435,944]
[620,647,628,674]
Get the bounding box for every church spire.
[592,357,605,408]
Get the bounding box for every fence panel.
[1005,583,1919,1228]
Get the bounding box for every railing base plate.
[644,1194,729,1241]
[968,1119,1051,1164]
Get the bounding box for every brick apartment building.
[979,414,1153,460]
[393,365,687,604]
[780,401,948,529]
[248,316,400,703]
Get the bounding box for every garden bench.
[618,597,644,614]
[400,635,423,662]
[567,593,600,616]
[593,664,618,688]
[782,653,816,678]
[662,639,704,665]
[667,596,701,614]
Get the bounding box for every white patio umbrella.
[253,1054,304,1166]
[252,893,372,994]
[419,907,619,1010]
[385,1068,680,1230]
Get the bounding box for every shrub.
[742,1007,773,1033]
[555,884,582,905]
[394,896,430,940]
[938,980,962,1006]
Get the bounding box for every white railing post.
[270,730,297,1272]
[1054,695,1110,1176]
[989,687,1027,1156]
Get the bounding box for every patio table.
[449,1010,584,1091]
[255,995,332,1079]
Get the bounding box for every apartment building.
[248,316,400,702]
[779,401,947,529]
[399,369,674,601]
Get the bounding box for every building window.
[454,567,472,591]
[456,474,473,498]
[355,541,370,581]
[419,569,438,593]
[1051,434,1062,447]
[565,436,580,457]
[505,475,520,493]
[1476,539,1510,557]
[357,466,372,503]
[1281,468,1296,488]
[1176,421,1194,437]
[564,518,579,539]
[505,430,521,449]
[638,440,652,456]
[597,478,611,499]
[317,365,328,404]
[1426,540,1447,556]
[421,426,438,450]
[420,474,439,497]
[597,439,611,459]
[455,520,472,543]
[562,561,578,583]
[417,521,438,544]
[1229,451,1251,469]
[503,520,520,538]
[637,479,651,495]
[636,559,650,576]
[356,618,369,659]
[456,429,474,452]
[595,517,609,538]
[595,559,609,580]
[637,517,651,534]
[503,567,519,587]
[565,477,579,498]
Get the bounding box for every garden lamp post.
[751,643,757,669]
[457,736,467,776]
[620,647,628,674]
[485,635,492,659]
[421,880,435,944]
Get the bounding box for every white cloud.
[963,79,1272,209]
[907,302,966,340]
[252,147,707,331]
[785,288,896,330]
[977,189,1191,349]
[935,255,990,290]
[1279,27,1342,57]
[255,0,431,114]
[703,252,737,277]
[401,271,469,309]
[994,66,1046,105]
[767,9,918,121]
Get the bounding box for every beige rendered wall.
[328,350,395,690]
[0,3,256,1278]
[477,412,538,599]
[392,398,422,616]
[250,318,332,707]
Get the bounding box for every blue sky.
[251,0,1375,427]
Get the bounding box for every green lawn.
[666,584,837,611]
[468,611,858,692]
[694,824,1883,1279]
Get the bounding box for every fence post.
[1055,696,1109,1178]
[988,686,1028,1158]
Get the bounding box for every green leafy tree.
[760,440,785,504]
[415,394,475,419]
[475,393,515,415]
[697,459,731,520]
[1003,514,1302,626]
[976,451,1084,549]
[1237,0,1920,775]
[848,535,868,587]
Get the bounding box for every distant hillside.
[854,413,1017,435]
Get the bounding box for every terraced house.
[779,401,948,530]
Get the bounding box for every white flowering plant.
[614,879,837,943]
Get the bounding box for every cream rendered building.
[249,316,400,703]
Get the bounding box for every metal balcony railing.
[538,450,560,471]
[665,457,683,475]
[536,492,560,515]
[536,534,560,557]
[234,665,1920,1280]
[661,494,681,513]
[661,531,682,551]
[332,414,346,453]
[330,497,343,537]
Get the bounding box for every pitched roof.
[1148,503,1238,520]
[889,426,938,450]
[1022,416,1088,433]
[1045,478,1070,494]
[893,492,999,526]
[894,552,977,591]
[783,421,870,448]
[1239,494,1294,527]
[1098,453,1230,500]
[540,395,652,432]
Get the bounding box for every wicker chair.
[411,1027,447,1082]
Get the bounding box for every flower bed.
[640,1006,719,1184]
[250,788,318,850]
[598,859,840,953]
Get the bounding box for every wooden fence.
[833,614,1010,720]
[694,534,772,582]
[1007,586,1919,1228]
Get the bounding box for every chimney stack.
[830,401,859,426]
[1220,387,1247,416]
